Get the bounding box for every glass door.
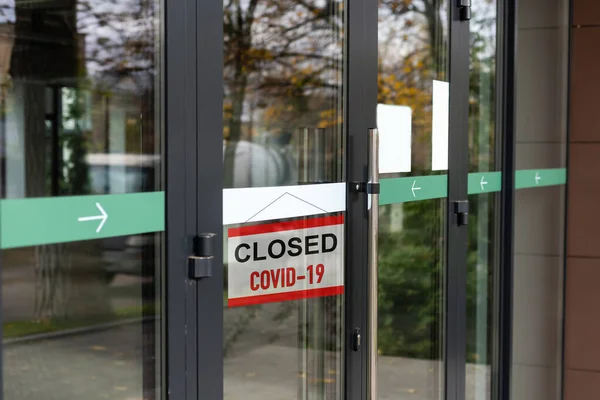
[195,1,474,400]
[374,2,472,400]
[375,0,449,396]
[193,0,373,399]
[220,1,349,399]
[1,1,164,399]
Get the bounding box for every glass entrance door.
[220,2,348,399]
[192,0,373,399]
[375,1,450,398]
[190,0,478,399]
[0,1,164,399]
[374,1,473,400]
[192,0,476,400]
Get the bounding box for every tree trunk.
[224,44,249,188]
[13,4,114,322]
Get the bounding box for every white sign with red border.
[227,214,344,307]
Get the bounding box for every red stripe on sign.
[228,285,344,307]
[228,214,344,238]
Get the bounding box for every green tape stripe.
[0,168,567,249]
[515,168,566,189]
[0,192,164,249]
[379,168,567,205]
[378,170,503,205]
[467,172,502,195]
[379,175,447,205]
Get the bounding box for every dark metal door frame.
[166,0,225,397]
[165,0,209,398]
[194,0,225,398]
[496,0,518,399]
[345,0,377,399]
[445,2,471,400]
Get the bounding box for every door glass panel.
[1,1,163,399]
[377,1,448,399]
[512,0,568,399]
[466,1,499,399]
[222,1,345,399]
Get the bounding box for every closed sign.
[227,214,344,307]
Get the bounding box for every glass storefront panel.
[466,1,499,399]
[512,0,569,399]
[3,234,161,400]
[1,1,163,399]
[377,1,449,398]
[221,1,345,399]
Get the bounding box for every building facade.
[0,0,596,399]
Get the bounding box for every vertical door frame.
[495,0,517,398]
[560,1,574,399]
[195,0,225,398]
[167,0,225,398]
[165,0,202,398]
[345,0,377,398]
[446,3,470,400]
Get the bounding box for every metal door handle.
[368,128,379,400]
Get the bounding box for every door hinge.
[458,0,471,20]
[188,233,216,280]
[454,200,469,226]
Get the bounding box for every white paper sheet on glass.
[376,104,412,173]
[431,80,449,171]
[223,183,346,225]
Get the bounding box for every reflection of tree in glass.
[378,0,449,171]
[378,200,444,359]
[376,0,448,361]
[59,89,92,196]
[7,0,157,322]
[376,0,497,365]
[223,0,344,187]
